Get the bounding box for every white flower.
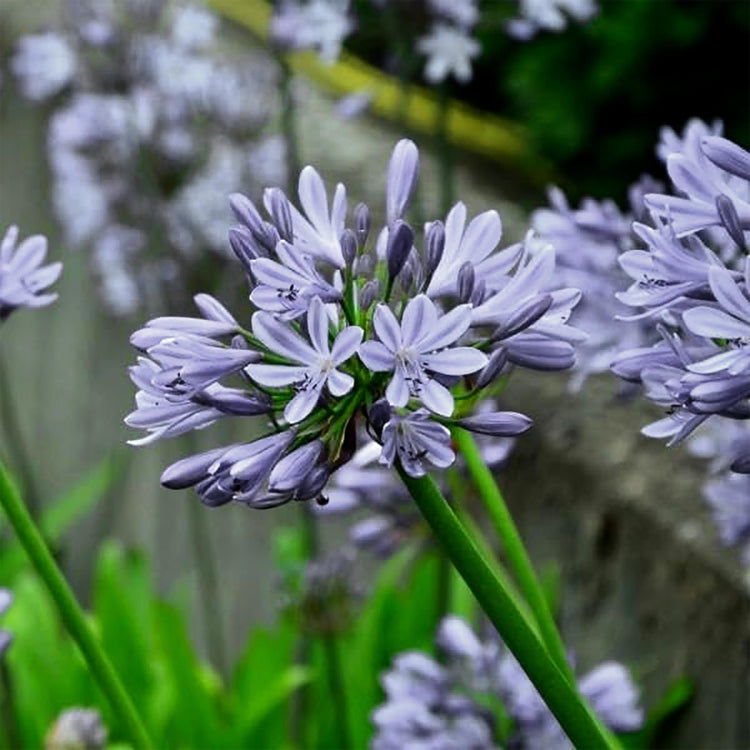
[508,0,598,39]
[270,0,353,64]
[11,33,76,101]
[246,297,363,423]
[381,411,455,477]
[428,0,479,29]
[416,24,481,85]
[359,295,488,416]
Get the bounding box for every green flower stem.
[398,467,619,750]
[452,427,576,685]
[0,462,154,750]
[322,635,352,750]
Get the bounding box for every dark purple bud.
[475,348,508,389]
[268,440,323,493]
[354,202,371,246]
[368,398,391,437]
[471,279,487,306]
[493,294,553,340]
[457,262,475,303]
[506,338,576,371]
[340,229,358,266]
[360,279,381,311]
[387,220,414,280]
[731,451,750,473]
[229,227,261,273]
[160,446,231,490]
[458,411,533,436]
[716,195,747,250]
[265,187,294,242]
[398,259,414,292]
[206,389,271,416]
[425,221,445,279]
[297,464,331,500]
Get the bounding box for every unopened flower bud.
[360,279,381,311]
[716,194,747,250]
[340,229,358,266]
[475,349,508,389]
[265,187,294,242]
[425,221,445,279]
[457,262,475,303]
[354,202,371,246]
[387,220,414,280]
[368,398,391,437]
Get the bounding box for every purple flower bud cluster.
[0,588,12,658]
[127,138,582,508]
[0,226,62,323]
[13,0,283,315]
[610,119,750,561]
[372,615,643,749]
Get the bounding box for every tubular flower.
[127,138,582,507]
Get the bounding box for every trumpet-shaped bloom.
[246,297,363,423]
[360,295,487,416]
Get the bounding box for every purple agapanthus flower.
[127,138,583,506]
[0,226,62,322]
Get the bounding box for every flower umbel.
[127,138,581,506]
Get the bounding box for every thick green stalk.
[452,427,575,684]
[322,635,351,750]
[0,462,154,749]
[398,468,619,750]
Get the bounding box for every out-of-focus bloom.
[45,707,107,750]
[428,0,479,29]
[11,33,77,100]
[507,0,598,39]
[416,23,481,84]
[498,653,643,748]
[372,650,496,749]
[0,226,62,322]
[128,138,581,508]
[270,0,353,63]
[282,550,362,635]
[373,616,643,749]
[14,0,282,315]
[0,589,12,658]
[703,472,750,564]
[530,183,657,390]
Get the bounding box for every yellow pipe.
[208,0,553,183]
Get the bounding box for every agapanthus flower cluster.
[270,0,354,63]
[610,119,750,561]
[372,615,643,749]
[13,0,283,315]
[0,588,12,657]
[529,177,660,391]
[127,138,582,509]
[0,226,61,323]
[507,0,599,40]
